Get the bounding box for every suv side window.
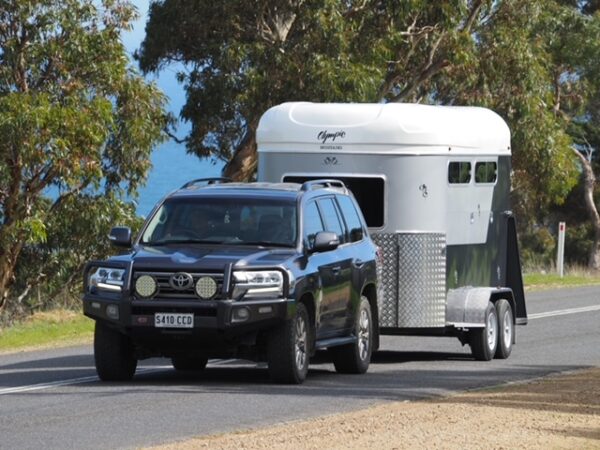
[303,201,325,249]
[317,198,345,243]
[336,195,364,243]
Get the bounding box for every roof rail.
[180,177,231,189]
[300,179,347,192]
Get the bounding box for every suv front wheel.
[267,302,310,384]
[331,296,373,374]
[94,321,137,381]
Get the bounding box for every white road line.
[528,304,600,320]
[0,366,170,396]
[0,375,100,395]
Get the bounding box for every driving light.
[232,270,284,299]
[135,275,157,298]
[89,267,125,293]
[195,276,217,299]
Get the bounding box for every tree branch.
[461,0,485,33]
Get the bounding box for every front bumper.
[82,294,294,337]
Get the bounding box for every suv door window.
[317,198,345,243]
[303,201,325,249]
[336,195,364,243]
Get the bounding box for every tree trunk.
[222,123,258,182]
[572,148,600,270]
[0,241,24,313]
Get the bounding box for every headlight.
[89,267,125,293]
[232,270,284,299]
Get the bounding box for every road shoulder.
[153,367,600,450]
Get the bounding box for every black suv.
[83,179,379,384]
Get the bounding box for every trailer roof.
[257,102,511,155]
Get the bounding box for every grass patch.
[524,269,600,290]
[0,310,93,353]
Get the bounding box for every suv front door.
[315,197,353,336]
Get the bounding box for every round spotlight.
[135,275,157,298]
[195,276,217,299]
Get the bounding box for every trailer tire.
[267,302,310,384]
[94,321,137,381]
[469,301,498,361]
[331,296,373,374]
[494,299,513,359]
[171,356,209,371]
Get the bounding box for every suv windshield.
[141,196,298,247]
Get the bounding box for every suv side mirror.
[109,226,132,247]
[312,231,340,253]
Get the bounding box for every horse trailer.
[256,102,527,360]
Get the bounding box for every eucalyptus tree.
[138,0,494,180]
[139,0,600,264]
[0,0,168,314]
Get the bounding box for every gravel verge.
[152,367,600,450]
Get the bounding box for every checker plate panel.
[373,233,447,328]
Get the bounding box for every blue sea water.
[136,143,224,217]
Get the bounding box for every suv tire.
[331,296,373,374]
[267,302,310,384]
[94,321,137,381]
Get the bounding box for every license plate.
[154,313,194,329]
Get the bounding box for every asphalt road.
[1,286,599,450]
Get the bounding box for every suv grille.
[132,271,225,300]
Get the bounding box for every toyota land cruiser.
[83,178,379,384]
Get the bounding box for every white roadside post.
[557,222,566,278]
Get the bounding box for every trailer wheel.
[494,299,513,359]
[94,321,137,381]
[171,356,209,371]
[469,301,498,361]
[331,296,373,374]
[267,302,310,384]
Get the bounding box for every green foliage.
[0,0,168,316]
[520,227,557,270]
[138,0,591,218]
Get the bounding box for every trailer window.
[448,162,471,184]
[475,161,497,184]
[283,176,384,228]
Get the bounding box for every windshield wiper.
[143,239,220,246]
[235,241,293,248]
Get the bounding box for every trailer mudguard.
[446,287,516,328]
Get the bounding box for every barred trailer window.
[448,162,472,184]
[475,161,498,184]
